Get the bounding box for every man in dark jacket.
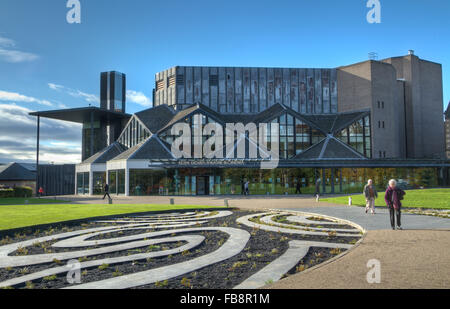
[103,183,111,200]
[385,179,406,230]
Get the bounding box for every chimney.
[408,50,415,56]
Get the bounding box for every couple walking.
[363,179,406,230]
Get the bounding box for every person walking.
[295,180,302,195]
[314,179,321,197]
[244,181,250,196]
[38,187,44,198]
[102,183,111,200]
[363,179,378,214]
[384,179,406,230]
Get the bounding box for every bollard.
[348,197,352,206]
[316,194,320,203]
[108,197,113,205]
[224,199,229,208]
[170,198,175,205]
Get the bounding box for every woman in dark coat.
[384,179,406,230]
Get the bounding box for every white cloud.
[0,37,15,47]
[48,83,99,104]
[0,104,81,164]
[0,36,38,63]
[126,90,152,107]
[0,90,53,106]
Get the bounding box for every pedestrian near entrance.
[385,179,406,230]
[314,179,321,197]
[363,179,378,214]
[244,181,250,196]
[295,181,302,195]
[102,183,111,200]
[38,187,44,198]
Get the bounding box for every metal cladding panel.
[259,68,267,112]
[299,69,307,114]
[322,69,330,114]
[283,68,290,108]
[330,68,338,113]
[171,67,176,107]
[218,67,226,113]
[251,68,259,113]
[235,67,243,113]
[162,70,167,106]
[210,67,218,111]
[290,69,299,112]
[314,69,322,114]
[194,67,202,104]
[243,68,251,113]
[274,68,282,104]
[226,67,235,113]
[202,67,210,107]
[185,67,193,104]
[155,66,337,114]
[176,67,185,104]
[267,68,275,107]
[306,68,315,114]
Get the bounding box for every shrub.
[0,189,14,198]
[14,186,33,198]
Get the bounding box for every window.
[156,80,165,91]
[118,117,151,149]
[382,101,385,109]
[337,116,371,158]
[209,75,219,87]
[168,75,176,87]
[176,75,185,86]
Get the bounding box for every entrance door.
[196,176,210,195]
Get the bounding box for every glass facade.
[159,112,326,159]
[76,172,90,195]
[82,121,103,160]
[93,172,106,195]
[123,167,442,196]
[118,117,151,149]
[336,116,372,158]
[108,170,125,195]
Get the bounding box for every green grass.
[322,189,450,210]
[0,204,224,231]
[0,198,68,205]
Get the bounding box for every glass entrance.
[196,176,210,195]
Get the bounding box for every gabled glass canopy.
[118,116,151,149]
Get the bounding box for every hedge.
[0,187,33,198]
[0,189,14,198]
[14,187,33,198]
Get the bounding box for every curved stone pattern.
[234,240,353,289]
[0,210,362,289]
[237,212,363,237]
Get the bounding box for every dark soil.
[0,210,362,289]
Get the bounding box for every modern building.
[0,163,36,192]
[31,53,450,196]
[445,102,450,159]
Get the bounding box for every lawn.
[0,204,224,231]
[322,189,450,210]
[0,198,69,205]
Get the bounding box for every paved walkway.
[266,229,450,289]
[277,206,450,231]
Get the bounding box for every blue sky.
[0,0,449,163]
